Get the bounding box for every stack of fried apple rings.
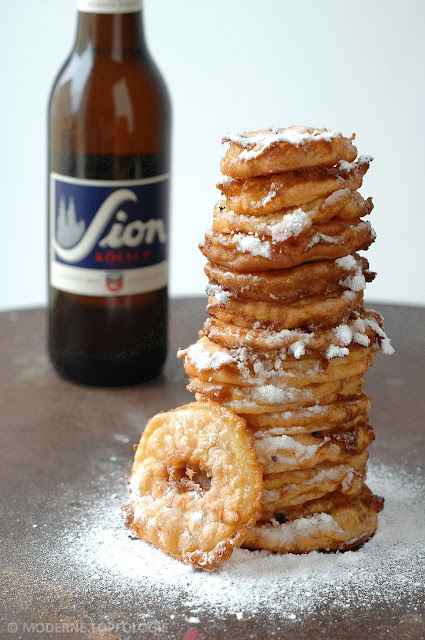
[178,126,394,556]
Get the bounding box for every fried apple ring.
[203,309,383,356]
[255,422,374,474]
[260,484,383,523]
[207,289,364,331]
[190,374,366,414]
[217,156,371,215]
[262,451,369,510]
[182,336,376,388]
[258,487,363,522]
[212,191,372,237]
[204,254,375,304]
[201,218,375,273]
[122,400,263,570]
[244,485,383,553]
[241,395,370,433]
[220,127,357,178]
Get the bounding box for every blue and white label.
[50,172,169,296]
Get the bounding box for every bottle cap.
[77,0,142,13]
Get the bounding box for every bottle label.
[50,173,169,297]
[77,0,142,14]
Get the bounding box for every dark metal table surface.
[0,299,424,640]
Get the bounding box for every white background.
[1,0,424,310]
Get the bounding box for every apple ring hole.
[168,463,212,494]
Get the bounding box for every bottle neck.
[75,11,146,56]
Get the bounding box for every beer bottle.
[48,0,171,387]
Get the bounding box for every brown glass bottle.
[48,0,171,387]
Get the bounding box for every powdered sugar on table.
[61,462,424,621]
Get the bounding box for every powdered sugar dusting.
[306,232,340,250]
[233,233,272,258]
[260,513,343,546]
[254,384,309,405]
[258,208,312,243]
[336,254,367,292]
[363,312,395,355]
[380,337,395,355]
[326,344,350,359]
[62,462,424,620]
[224,127,337,162]
[206,282,233,304]
[290,340,306,359]
[185,341,236,371]
[251,186,277,210]
[217,175,235,188]
[337,156,373,173]
[254,432,333,468]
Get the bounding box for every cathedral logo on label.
[50,173,169,297]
